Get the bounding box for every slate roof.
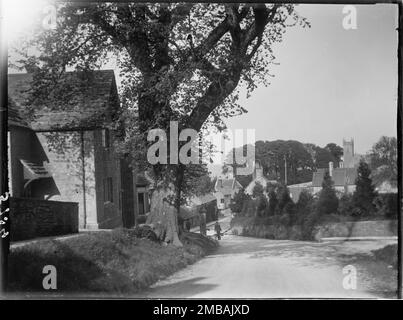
[312,168,357,187]
[8,97,30,128]
[215,178,242,195]
[189,193,217,206]
[8,70,119,131]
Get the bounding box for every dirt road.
[143,233,396,298]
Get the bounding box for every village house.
[214,171,242,210]
[288,139,360,202]
[8,70,140,231]
[245,160,277,197]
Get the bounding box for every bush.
[230,189,251,216]
[372,244,398,269]
[257,195,269,217]
[316,172,338,215]
[337,194,355,216]
[374,193,398,219]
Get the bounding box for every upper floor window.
[102,129,110,148]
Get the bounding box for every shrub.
[277,185,292,213]
[353,160,377,216]
[374,193,398,219]
[230,189,250,215]
[267,190,278,216]
[316,171,338,215]
[337,194,355,216]
[252,182,264,198]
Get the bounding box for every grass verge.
[7,228,217,295]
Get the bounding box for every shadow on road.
[143,277,218,298]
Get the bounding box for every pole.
[0,0,9,295]
[397,0,402,300]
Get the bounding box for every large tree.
[254,140,314,184]
[13,2,308,245]
[325,143,343,168]
[368,136,397,187]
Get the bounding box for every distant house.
[8,70,139,230]
[245,160,276,196]
[288,181,313,203]
[312,163,358,194]
[288,139,361,202]
[214,177,242,210]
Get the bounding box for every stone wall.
[314,220,397,240]
[10,197,79,241]
[37,131,97,229]
[231,217,397,241]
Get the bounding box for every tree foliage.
[368,136,397,187]
[316,171,338,215]
[229,188,250,215]
[353,160,377,217]
[267,190,278,216]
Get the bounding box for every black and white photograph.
[0,0,401,302]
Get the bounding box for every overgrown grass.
[8,229,217,295]
[372,244,398,269]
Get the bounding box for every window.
[138,192,145,216]
[102,129,110,148]
[103,177,113,203]
[220,198,224,204]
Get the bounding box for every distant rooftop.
[8,70,119,131]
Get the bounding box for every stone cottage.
[8,70,139,230]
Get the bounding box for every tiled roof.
[8,70,119,131]
[312,168,357,187]
[215,178,241,195]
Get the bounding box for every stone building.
[8,70,139,230]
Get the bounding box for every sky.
[4,2,399,157]
[224,4,398,155]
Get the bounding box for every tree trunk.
[146,187,182,246]
[174,164,185,235]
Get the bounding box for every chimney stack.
[329,161,334,177]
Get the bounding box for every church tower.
[343,138,354,168]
